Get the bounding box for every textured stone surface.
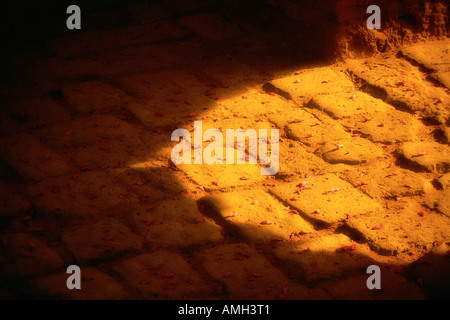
[198,189,314,242]
[271,173,383,225]
[61,218,143,263]
[1,3,449,300]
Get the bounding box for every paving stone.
[272,233,375,283]
[320,270,425,299]
[268,67,355,103]
[112,251,217,299]
[216,87,296,121]
[61,217,143,262]
[270,173,383,225]
[345,200,450,256]
[37,114,143,150]
[339,109,420,144]
[198,189,314,242]
[319,137,385,165]
[310,92,420,143]
[129,197,223,248]
[189,55,269,93]
[338,161,430,200]
[66,136,150,170]
[107,166,188,201]
[124,70,217,128]
[308,90,392,119]
[276,140,327,176]
[62,81,131,115]
[400,40,450,74]
[194,243,322,299]
[6,97,71,129]
[27,170,141,219]
[32,267,131,300]
[285,112,351,151]
[432,71,450,90]
[0,133,72,180]
[176,145,266,191]
[345,58,450,124]
[0,233,64,277]
[269,104,317,131]
[398,141,450,173]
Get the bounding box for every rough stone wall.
[267,0,449,58]
[334,0,449,58]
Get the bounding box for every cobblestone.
[1,2,449,300]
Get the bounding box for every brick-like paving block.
[0,133,72,180]
[308,90,392,120]
[345,58,450,124]
[32,267,131,300]
[310,92,420,144]
[61,217,143,263]
[38,113,143,151]
[0,233,64,277]
[66,136,150,170]
[277,140,327,176]
[198,189,314,242]
[345,201,450,256]
[271,173,382,225]
[27,171,139,216]
[130,198,223,247]
[212,88,296,122]
[400,40,450,74]
[269,105,317,130]
[268,67,355,103]
[62,81,130,115]
[176,146,266,191]
[432,71,450,90]
[7,97,71,128]
[273,233,375,283]
[107,166,188,201]
[398,141,450,173]
[193,243,324,299]
[339,161,430,200]
[319,137,385,165]
[190,55,269,92]
[285,113,350,150]
[124,70,217,128]
[339,108,420,144]
[112,251,217,299]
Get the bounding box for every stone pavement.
[0,1,449,300]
